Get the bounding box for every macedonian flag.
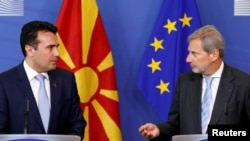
[56,0,122,141]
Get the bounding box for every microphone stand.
[24,98,29,134]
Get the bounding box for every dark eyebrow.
[48,44,59,48]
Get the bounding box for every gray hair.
[188,25,225,58]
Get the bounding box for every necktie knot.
[36,74,45,83]
[204,77,213,88]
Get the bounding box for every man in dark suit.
[0,20,86,139]
[138,25,250,140]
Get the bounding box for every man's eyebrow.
[48,44,59,47]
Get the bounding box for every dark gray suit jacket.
[152,63,250,141]
[0,62,86,139]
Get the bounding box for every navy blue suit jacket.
[0,62,86,139]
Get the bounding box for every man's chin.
[48,65,57,71]
[191,68,200,73]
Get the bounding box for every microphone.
[24,98,29,134]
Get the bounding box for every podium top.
[0,134,81,141]
[172,134,207,141]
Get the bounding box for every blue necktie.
[36,74,50,133]
[201,77,213,134]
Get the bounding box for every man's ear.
[211,49,219,61]
[25,45,34,57]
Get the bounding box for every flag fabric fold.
[137,0,202,121]
[56,0,122,141]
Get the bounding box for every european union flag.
[137,0,202,121]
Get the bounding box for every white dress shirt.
[23,61,51,106]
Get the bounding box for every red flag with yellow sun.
[56,0,122,141]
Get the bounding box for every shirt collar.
[23,60,48,80]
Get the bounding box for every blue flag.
[137,0,202,121]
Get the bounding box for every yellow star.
[156,80,170,94]
[179,13,192,27]
[150,37,164,52]
[163,19,177,34]
[147,58,161,73]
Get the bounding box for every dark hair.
[20,20,58,56]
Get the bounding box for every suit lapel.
[47,70,60,132]
[16,63,45,131]
[189,73,203,131]
[210,65,234,124]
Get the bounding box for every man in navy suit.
[138,25,250,140]
[0,20,86,139]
